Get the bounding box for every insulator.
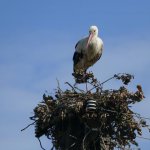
[86,99,97,111]
[86,106,96,110]
[86,103,96,107]
[87,100,96,104]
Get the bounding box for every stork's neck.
[87,38,97,51]
[88,35,98,44]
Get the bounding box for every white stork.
[73,25,103,74]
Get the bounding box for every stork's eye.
[94,30,96,32]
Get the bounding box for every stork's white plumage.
[73,25,103,73]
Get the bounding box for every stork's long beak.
[86,33,93,49]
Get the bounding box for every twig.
[82,129,91,150]
[65,82,77,93]
[86,84,99,93]
[66,142,76,150]
[56,78,63,93]
[69,134,78,140]
[100,107,118,114]
[87,75,115,92]
[73,85,85,93]
[21,121,36,131]
[100,76,116,85]
[38,138,46,150]
[134,113,150,121]
[87,80,101,91]
[137,135,150,141]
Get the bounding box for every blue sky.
[0,0,150,149]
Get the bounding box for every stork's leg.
[86,82,88,91]
[83,70,88,91]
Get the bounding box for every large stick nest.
[25,73,149,150]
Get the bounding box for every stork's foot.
[72,72,94,83]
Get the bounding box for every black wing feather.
[75,41,80,49]
[73,51,83,66]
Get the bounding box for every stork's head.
[86,25,99,48]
